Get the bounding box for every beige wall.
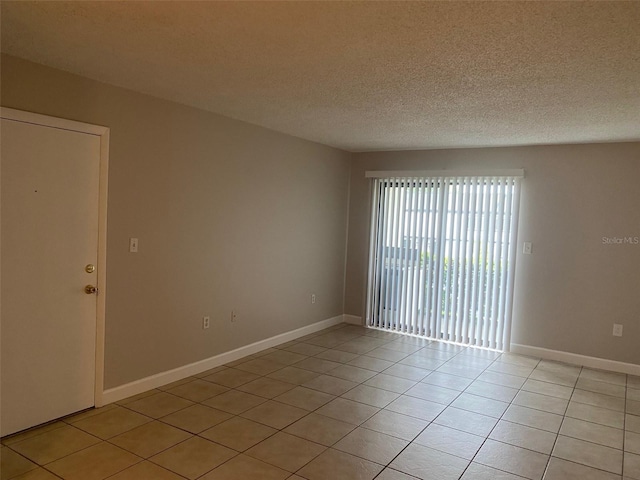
[2,55,351,389]
[346,144,640,365]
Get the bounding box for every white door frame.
[1,107,109,407]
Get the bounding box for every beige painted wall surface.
[2,55,351,389]
[346,144,640,365]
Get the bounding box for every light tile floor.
[2,323,640,480]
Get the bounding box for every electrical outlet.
[311,294,316,304]
[613,324,623,337]
[202,316,210,329]
[231,310,237,323]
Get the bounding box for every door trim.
[1,107,109,407]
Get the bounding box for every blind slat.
[391,182,405,330]
[461,179,478,345]
[496,180,514,349]
[481,178,498,346]
[406,180,421,334]
[433,181,448,339]
[378,182,391,329]
[398,181,414,332]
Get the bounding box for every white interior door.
[1,115,102,436]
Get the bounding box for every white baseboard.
[102,315,345,405]
[511,343,640,376]
[343,314,362,325]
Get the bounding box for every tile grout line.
[539,363,581,480]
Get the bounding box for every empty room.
[1,1,639,479]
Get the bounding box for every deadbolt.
[85,264,96,273]
[84,285,98,295]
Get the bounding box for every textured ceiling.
[2,1,639,151]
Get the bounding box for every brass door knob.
[84,285,98,295]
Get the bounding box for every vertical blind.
[365,172,522,351]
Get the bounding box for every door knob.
[84,285,98,295]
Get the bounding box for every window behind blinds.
[365,173,522,351]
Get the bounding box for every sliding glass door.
[366,173,522,351]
